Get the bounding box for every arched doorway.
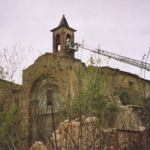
[29,74,60,145]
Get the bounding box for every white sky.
[0,0,150,84]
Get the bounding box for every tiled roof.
[58,15,69,27]
[50,15,76,32]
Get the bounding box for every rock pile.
[47,116,116,150]
[29,97,146,150]
[30,141,48,150]
[30,114,146,150]
[116,105,145,131]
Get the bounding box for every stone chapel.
[1,15,150,150]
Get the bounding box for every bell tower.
[50,15,77,58]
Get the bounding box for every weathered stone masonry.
[1,15,150,150]
[30,96,147,150]
[1,53,150,149]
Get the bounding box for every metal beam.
[74,43,150,71]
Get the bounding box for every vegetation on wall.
[0,45,41,150]
[0,102,18,149]
[57,49,150,149]
[0,44,150,150]
[113,91,131,105]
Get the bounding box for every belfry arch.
[56,34,60,52]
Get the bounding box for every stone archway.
[29,74,60,146]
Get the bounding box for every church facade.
[0,15,150,149]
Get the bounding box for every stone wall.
[1,53,150,149]
[22,53,86,148]
[100,66,150,105]
[0,79,23,149]
[0,79,22,105]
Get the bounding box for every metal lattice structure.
[71,43,150,71]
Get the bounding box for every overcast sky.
[0,0,150,84]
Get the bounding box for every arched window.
[66,34,71,49]
[66,34,71,41]
[30,75,59,115]
[56,34,60,52]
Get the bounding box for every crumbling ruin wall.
[30,96,147,150]
[0,79,22,107]
[46,117,146,150]
[19,55,150,149]
[30,116,146,150]
[0,79,23,149]
[1,53,150,150]
[100,66,150,105]
[22,53,87,148]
